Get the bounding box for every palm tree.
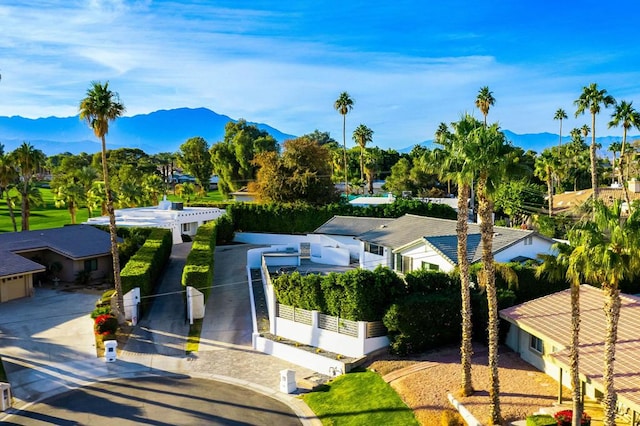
[438,114,483,397]
[607,141,622,184]
[334,92,354,195]
[352,124,373,182]
[54,180,85,224]
[465,123,518,425]
[564,200,640,425]
[0,153,19,232]
[574,83,616,201]
[475,86,495,127]
[534,148,560,216]
[554,108,568,147]
[537,241,583,426]
[11,142,45,231]
[79,81,126,320]
[142,174,166,205]
[609,101,640,213]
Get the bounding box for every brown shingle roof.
[500,285,640,412]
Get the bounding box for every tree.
[475,86,495,127]
[79,81,126,321]
[302,130,339,149]
[563,200,640,425]
[178,137,212,191]
[0,153,19,232]
[11,142,45,231]
[353,124,374,181]
[175,182,196,202]
[210,119,278,197]
[574,83,616,202]
[535,148,561,216]
[142,174,165,206]
[609,101,640,213]
[554,108,568,147]
[494,180,544,225]
[334,92,354,195]
[437,113,483,396]
[250,137,339,205]
[54,180,85,224]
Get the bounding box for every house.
[553,184,640,215]
[500,285,640,419]
[348,194,396,207]
[0,225,115,302]
[357,214,555,274]
[229,187,256,203]
[86,197,225,244]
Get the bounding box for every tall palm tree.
[465,123,518,425]
[352,124,373,182]
[79,81,126,320]
[0,153,19,232]
[54,180,85,224]
[438,114,483,396]
[609,101,640,213]
[554,108,568,147]
[534,148,560,216]
[565,200,640,425]
[574,83,616,201]
[537,241,583,426]
[475,86,495,127]
[11,142,45,231]
[334,92,354,195]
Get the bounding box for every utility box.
[0,382,11,411]
[104,340,118,362]
[279,369,296,394]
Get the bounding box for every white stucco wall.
[398,243,455,273]
[494,235,554,263]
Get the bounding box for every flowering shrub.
[554,410,591,425]
[94,314,118,336]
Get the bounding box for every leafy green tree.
[494,180,544,225]
[210,120,278,197]
[475,86,495,127]
[175,182,196,202]
[608,100,640,212]
[301,130,339,149]
[178,137,212,191]
[554,108,568,147]
[11,142,45,231]
[250,137,339,205]
[334,92,354,195]
[79,81,126,320]
[353,124,374,181]
[574,83,616,201]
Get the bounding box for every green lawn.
[0,187,226,233]
[301,369,418,426]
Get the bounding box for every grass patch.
[301,369,418,426]
[186,319,203,354]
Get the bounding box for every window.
[182,223,191,233]
[394,254,413,274]
[530,335,543,354]
[364,242,384,256]
[84,259,98,272]
[524,236,533,246]
[422,261,439,271]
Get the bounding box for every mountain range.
[0,107,634,156]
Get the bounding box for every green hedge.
[227,199,457,234]
[120,228,173,297]
[182,220,217,300]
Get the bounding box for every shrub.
[182,220,217,300]
[215,213,235,244]
[120,228,173,297]
[94,314,118,336]
[553,410,591,426]
[96,289,116,308]
[441,409,465,426]
[90,305,112,319]
[75,269,92,285]
[525,414,557,426]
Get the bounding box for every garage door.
[0,275,29,302]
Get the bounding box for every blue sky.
[1,0,639,150]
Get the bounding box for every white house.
[86,198,225,244]
[356,214,555,274]
[500,285,640,419]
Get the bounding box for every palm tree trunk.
[619,129,632,214]
[602,285,620,426]
[591,114,599,202]
[547,173,553,217]
[70,203,77,225]
[6,194,17,232]
[478,175,502,425]
[457,183,474,396]
[101,135,125,321]
[570,283,582,426]
[21,181,29,231]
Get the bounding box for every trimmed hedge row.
[181,220,217,300]
[120,228,173,297]
[227,199,457,234]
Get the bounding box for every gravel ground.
[370,344,568,425]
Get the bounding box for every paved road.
[3,376,302,426]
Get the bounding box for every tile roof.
[357,214,541,264]
[313,216,395,236]
[553,187,640,215]
[0,225,114,277]
[500,285,640,412]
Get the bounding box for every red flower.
[554,410,591,425]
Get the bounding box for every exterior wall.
[494,236,554,263]
[397,243,454,273]
[360,244,391,270]
[0,274,31,302]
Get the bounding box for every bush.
[75,269,92,285]
[96,289,116,308]
[526,414,557,426]
[94,314,118,336]
[215,214,235,245]
[405,269,459,294]
[441,409,465,426]
[90,305,112,319]
[120,228,173,297]
[182,221,217,300]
